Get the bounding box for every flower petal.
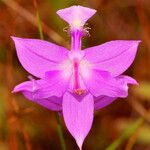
[13,70,70,98]
[116,75,138,85]
[11,36,68,78]
[94,96,117,110]
[82,70,136,98]
[13,79,63,111]
[24,92,62,111]
[62,92,94,149]
[94,75,138,110]
[84,40,140,76]
[57,6,96,28]
[13,80,62,111]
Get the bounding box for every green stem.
[36,10,44,40]
[34,0,44,40]
[55,113,66,150]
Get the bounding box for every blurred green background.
[0,0,150,150]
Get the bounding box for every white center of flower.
[60,53,92,95]
[60,60,73,80]
[79,60,92,80]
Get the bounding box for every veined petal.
[11,36,68,78]
[24,92,62,111]
[13,81,62,111]
[13,70,72,111]
[82,70,136,98]
[62,92,94,149]
[84,40,140,76]
[93,75,138,110]
[13,70,70,98]
[57,6,96,29]
[116,75,138,85]
[94,96,117,110]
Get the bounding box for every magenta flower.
[12,6,140,150]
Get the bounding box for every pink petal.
[57,6,96,28]
[13,71,70,98]
[62,92,94,149]
[84,40,140,76]
[94,96,117,110]
[13,70,72,111]
[24,92,62,111]
[13,80,63,111]
[11,36,68,78]
[82,70,135,98]
[116,75,138,85]
[14,81,62,111]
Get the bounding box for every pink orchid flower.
[12,5,140,150]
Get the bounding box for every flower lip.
[56,5,96,29]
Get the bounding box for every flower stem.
[55,113,66,150]
[33,0,44,39]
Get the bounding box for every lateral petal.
[62,92,94,149]
[13,71,70,98]
[94,96,117,110]
[11,36,68,78]
[84,40,140,76]
[82,70,137,98]
[13,81,62,111]
[24,92,62,111]
[94,75,138,110]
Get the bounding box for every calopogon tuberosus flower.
[12,5,140,150]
